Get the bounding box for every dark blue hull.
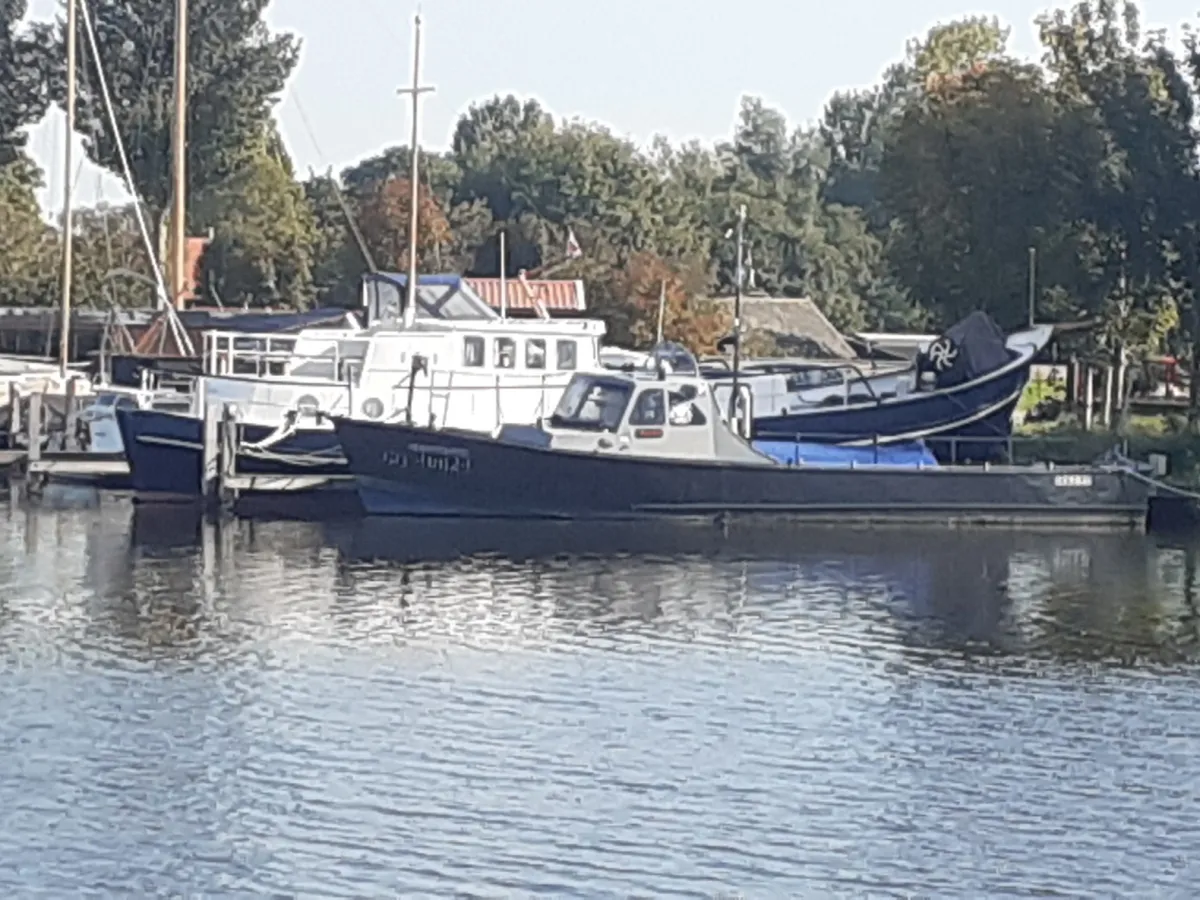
[754,354,1031,462]
[331,418,1151,529]
[115,408,345,500]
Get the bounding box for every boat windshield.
[548,376,632,431]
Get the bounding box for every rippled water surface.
[2,492,1200,897]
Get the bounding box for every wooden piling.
[63,378,77,451]
[6,383,19,448]
[220,404,238,507]
[1083,364,1095,431]
[202,400,221,505]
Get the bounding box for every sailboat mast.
[399,13,433,327]
[171,0,188,309]
[58,0,77,379]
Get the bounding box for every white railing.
[201,330,365,383]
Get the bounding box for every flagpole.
[655,280,666,345]
[499,229,507,319]
[729,205,746,425]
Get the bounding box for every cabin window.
[629,389,666,426]
[526,338,547,370]
[556,339,577,370]
[668,386,707,426]
[463,336,485,367]
[550,377,631,431]
[495,337,516,369]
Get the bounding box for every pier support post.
[6,384,19,449]
[219,403,238,508]
[1102,365,1114,430]
[202,400,221,505]
[1083,365,1095,431]
[63,378,77,451]
[26,393,43,495]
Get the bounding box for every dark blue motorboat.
[330,347,1151,530]
[709,313,1054,462]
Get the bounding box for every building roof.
[466,277,586,312]
[710,296,856,359]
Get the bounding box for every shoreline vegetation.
[6,2,1200,427]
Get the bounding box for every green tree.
[192,135,318,308]
[47,0,299,226]
[0,0,51,167]
[0,160,55,307]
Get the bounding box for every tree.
[0,159,55,306]
[47,0,299,225]
[879,54,1105,329]
[356,177,453,273]
[593,251,729,354]
[192,135,318,308]
[0,0,51,167]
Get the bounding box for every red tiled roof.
[466,277,586,312]
[183,236,208,301]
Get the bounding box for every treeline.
[4,1,1200,369]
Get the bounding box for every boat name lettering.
[380,442,472,474]
[1053,473,1093,488]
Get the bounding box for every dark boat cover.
[918,311,1011,389]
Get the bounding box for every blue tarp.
[753,439,939,468]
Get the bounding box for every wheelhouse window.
[549,376,631,431]
[495,337,516,369]
[526,338,547,370]
[629,389,666,426]
[463,336,485,367]
[556,339,577,370]
[668,385,707,426]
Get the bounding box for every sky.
[20,0,1200,215]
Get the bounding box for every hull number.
[382,443,472,474]
[1054,473,1093,488]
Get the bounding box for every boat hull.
[333,418,1151,530]
[116,408,345,500]
[751,355,1030,461]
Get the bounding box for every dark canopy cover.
[919,311,1011,389]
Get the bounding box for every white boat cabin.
[502,343,768,465]
[195,317,607,435]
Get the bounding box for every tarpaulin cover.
[921,310,1011,389]
[753,439,939,468]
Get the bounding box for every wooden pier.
[1,385,129,489]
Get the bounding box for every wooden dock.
[2,386,130,487]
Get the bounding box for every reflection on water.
[1,497,1199,895]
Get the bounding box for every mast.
[399,13,433,328]
[171,0,188,309]
[58,0,77,379]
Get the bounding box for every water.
[2,490,1200,897]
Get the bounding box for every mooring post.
[63,378,77,451]
[202,399,221,504]
[6,383,19,448]
[27,393,42,464]
[219,403,239,508]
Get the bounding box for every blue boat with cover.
[708,312,1054,462]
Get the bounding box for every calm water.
[2,490,1200,897]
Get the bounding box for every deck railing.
[201,330,365,383]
